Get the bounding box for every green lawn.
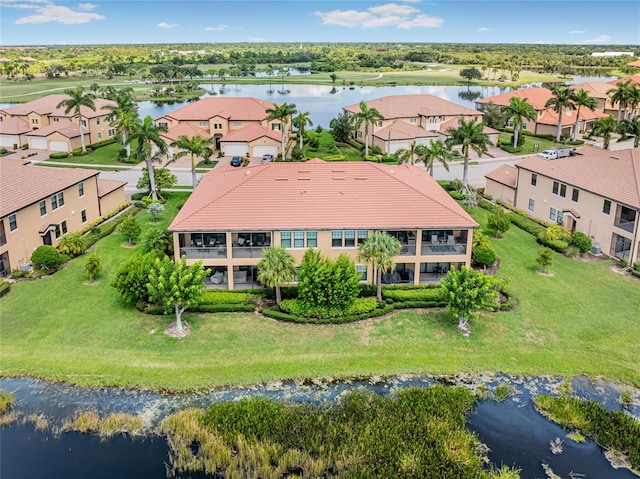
[40,142,139,167]
[498,132,568,155]
[302,130,363,161]
[1,202,638,390]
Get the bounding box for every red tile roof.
[608,73,640,85]
[0,161,99,217]
[161,122,210,142]
[373,120,439,140]
[627,59,640,68]
[158,97,275,122]
[570,81,615,99]
[0,116,30,135]
[475,87,553,110]
[97,179,127,197]
[485,165,518,188]
[169,159,478,232]
[222,123,280,143]
[25,119,81,138]
[0,94,116,119]
[516,148,640,209]
[536,107,605,127]
[344,94,480,119]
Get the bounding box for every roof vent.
[354,176,368,180]
[298,169,311,173]
[332,169,345,172]
[332,176,345,180]
[275,177,288,181]
[298,177,311,181]
[610,156,619,160]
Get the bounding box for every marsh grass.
[0,391,13,414]
[25,413,49,431]
[493,383,513,402]
[62,409,144,437]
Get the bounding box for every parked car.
[262,154,275,163]
[537,147,575,160]
[230,156,243,167]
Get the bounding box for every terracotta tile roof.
[485,165,518,188]
[0,57,10,63]
[439,118,499,137]
[25,119,81,138]
[158,97,275,122]
[161,122,210,142]
[0,116,30,135]
[373,120,439,140]
[627,59,640,67]
[0,94,115,119]
[516,148,640,209]
[97,179,127,197]
[608,73,640,85]
[570,81,615,99]
[476,87,553,110]
[169,159,478,232]
[536,107,605,126]
[0,161,99,217]
[222,123,280,143]
[344,94,480,120]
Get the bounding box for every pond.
[1,374,638,478]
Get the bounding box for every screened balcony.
[178,232,227,259]
[231,232,271,258]
[385,230,417,255]
[421,230,468,256]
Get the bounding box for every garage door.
[0,135,19,148]
[29,138,47,149]
[50,141,69,152]
[222,143,249,157]
[389,140,410,155]
[252,145,278,158]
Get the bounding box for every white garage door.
[29,138,47,149]
[389,140,410,154]
[252,145,278,158]
[222,143,249,157]
[50,141,69,152]
[0,135,19,148]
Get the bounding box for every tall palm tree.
[608,80,635,123]
[416,139,452,177]
[626,85,640,120]
[570,89,598,141]
[588,115,617,150]
[445,118,490,193]
[502,96,537,147]
[265,102,297,161]
[618,117,640,147]
[169,134,214,189]
[257,246,296,306]
[104,89,138,158]
[357,232,402,301]
[351,101,384,156]
[396,140,419,165]
[292,111,313,149]
[56,86,96,153]
[128,115,168,200]
[545,86,576,142]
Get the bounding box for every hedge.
[382,287,445,302]
[89,138,117,149]
[509,213,546,236]
[0,282,10,298]
[78,201,132,236]
[200,290,252,305]
[391,300,447,309]
[49,152,70,160]
[145,303,256,315]
[537,232,569,253]
[259,303,394,324]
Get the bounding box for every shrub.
[473,245,497,267]
[0,281,10,297]
[619,258,628,268]
[200,290,251,305]
[141,228,173,256]
[570,232,592,254]
[85,255,101,281]
[111,253,157,304]
[382,287,445,302]
[537,231,568,253]
[57,232,87,257]
[30,245,63,269]
[536,247,553,271]
[118,215,141,245]
[49,152,70,160]
[544,225,571,242]
[148,202,165,221]
[89,138,117,149]
[487,210,511,237]
[510,213,546,236]
[71,147,91,156]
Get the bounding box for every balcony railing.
[614,217,636,233]
[180,246,227,260]
[232,245,269,258]
[421,243,467,256]
[398,243,416,256]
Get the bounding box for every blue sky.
[1,0,639,46]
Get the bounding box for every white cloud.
[314,3,443,29]
[205,24,229,31]
[6,0,104,24]
[534,40,549,44]
[582,34,612,44]
[158,22,179,29]
[477,27,491,32]
[569,30,586,34]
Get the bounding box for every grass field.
[1,201,638,390]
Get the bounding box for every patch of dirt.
[359,321,375,346]
[164,321,190,338]
[121,242,137,248]
[83,281,97,286]
[536,270,554,277]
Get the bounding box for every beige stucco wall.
[485,179,516,205]
[98,187,126,216]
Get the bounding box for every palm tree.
[445,118,490,193]
[169,134,214,189]
[357,232,401,301]
[396,140,419,165]
[545,86,575,142]
[618,117,640,147]
[608,80,635,123]
[416,139,452,177]
[292,111,313,149]
[588,115,617,150]
[128,115,168,200]
[257,246,296,306]
[570,89,598,141]
[104,90,138,158]
[502,97,537,147]
[626,85,640,120]
[351,101,384,156]
[56,86,96,153]
[265,102,297,161]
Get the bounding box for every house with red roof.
[168,159,478,290]
[0,95,117,152]
[156,97,285,159]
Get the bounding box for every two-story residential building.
[511,147,640,262]
[0,95,118,152]
[168,159,478,290]
[343,95,490,155]
[0,160,126,277]
[156,97,285,159]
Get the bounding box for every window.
[55,224,61,239]
[522,122,527,129]
[213,123,222,130]
[39,200,47,216]
[294,231,304,248]
[557,210,564,224]
[61,220,67,235]
[97,132,102,140]
[199,121,208,127]
[531,173,537,186]
[306,231,317,248]
[9,214,17,232]
[552,181,559,195]
[158,122,168,130]
[572,188,579,203]
[281,231,291,248]
[271,123,280,131]
[0,221,5,246]
[553,181,566,198]
[549,207,557,222]
[51,194,58,210]
[356,265,367,281]
[507,120,514,127]
[234,121,242,127]
[108,128,115,137]
[332,230,343,247]
[376,120,383,127]
[81,209,87,223]
[528,198,535,211]
[345,230,355,247]
[358,230,368,243]
[96,117,100,125]
[81,119,87,127]
[409,118,416,123]
[78,182,84,197]
[603,199,611,215]
[0,251,8,279]
[53,117,59,122]
[559,184,567,198]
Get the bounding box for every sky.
[0,0,639,46]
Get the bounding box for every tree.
[257,246,296,306]
[459,67,482,85]
[293,111,313,150]
[147,256,209,337]
[141,228,174,256]
[31,245,63,270]
[545,86,575,142]
[56,86,96,153]
[396,140,419,165]
[445,118,490,193]
[357,232,401,301]
[440,266,498,332]
[169,134,214,189]
[589,115,617,150]
[618,117,640,147]
[111,253,157,305]
[128,115,168,200]
[487,209,511,238]
[416,140,452,177]
[608,80,635,123]
[265,102,297,161]
[148,202,165,222]
[118,215,141,245]
[536,248,553,273]
[57,232,87,257]
[570,89,598,141]
[502,97,536,147]
[480,102,504,129]
[105,90,138,158]
[85,255,101,282]
[351,101,384,156]
[136,167,177,198]
[330,112,352,143]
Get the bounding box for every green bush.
[200,290,251,305]
[473,245,497,266]
[0,281,11,297]
[619,258,628,268]
[537,232,568,253]
[49,152,70,160]
[57,232,87,257]
[544,225,571,242]
[632,262,640,272]
[89,138,117,149]
[570,232,592,254]
[509,213,546,236]
[382,287,444,302]
[478,199,503,215]
[30,245,64,269]
[71,147,92,156]
[449,191,464,200]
